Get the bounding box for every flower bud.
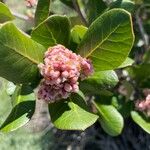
[37,44,94,103]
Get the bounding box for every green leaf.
[32,15,71,48]
[111,96,134,118]
[0,2,14,23]
[0,22,46,83]
[49,92,98,130]
[78,9,134,71]
[85,0,107,24]
[80,70,119,95]
[11,85,35,107]
[70,25,87,51]
[35,0,51,26]
[0,85,35,132]
[0,77,12,125]
[131,111,150,134]
[94,98,124,136]
[132,64,150,87]
[71,25,87,45]
[109,0,135,13]
[118,57,134,68]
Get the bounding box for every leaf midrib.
[93,101,110,122]
[85,23,122,58]
[0,41,39,65]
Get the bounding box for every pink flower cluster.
[38,44,93,103]
[135,94,150,116]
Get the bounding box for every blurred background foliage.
[1,0,150,149]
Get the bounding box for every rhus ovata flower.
[135,94,150,116]
[37,44,93,103]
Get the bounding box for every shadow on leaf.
[0,101,35,131]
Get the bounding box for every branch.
[136,4,150,50]
[11,11,29,21]
[72,0,88,26]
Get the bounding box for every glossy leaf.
[94,98,124,136]
[49,92,98,130]
[35,0,51,26]
[118,57,134,68]
[78,9,134,71]
[131,111,150,134]
[0,2,14,23]
[0,22,46,83]
[80,70,118,95]
[0,85,35,132]
[32,15,71,48]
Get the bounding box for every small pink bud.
[72,84,79,93]
[62,71,69,78]
[55,78,61,84]
[51,71,60,79]
[64,83,72,92]
[135,94,150,116]
[70,77,78,84]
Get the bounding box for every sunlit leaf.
[78,9,134,71]
[0,85,35,132]
[32,15,71,48]
[80,70,118,95]
[94,98,124,136]
[118,57,134,68]
[0,2,14,23]
[131,111,150,134]
[49,92,98,130]
[0,22,45,83]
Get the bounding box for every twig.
[11,11,29,21]
[72,0,88,26]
